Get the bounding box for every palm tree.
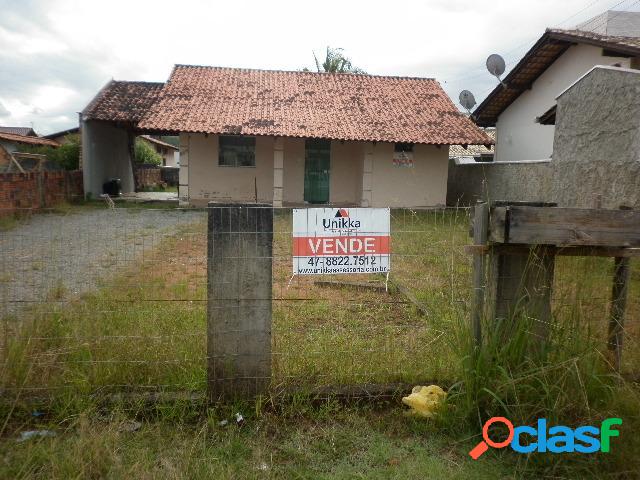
[306,47,365,74]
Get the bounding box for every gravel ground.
[0,207,205,317]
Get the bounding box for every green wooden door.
[304,139,330,203]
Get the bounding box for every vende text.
[293,236,390,256]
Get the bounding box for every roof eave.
[137,127,491,146]
[472,28,640,126]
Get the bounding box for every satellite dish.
[459,90,476,113]
[486,54,506,86]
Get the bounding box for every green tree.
[17,134,81,170]
[305,47,365,74]
[134,138,162,166]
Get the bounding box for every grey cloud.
[0,101,10,117]
[0,0,113,132]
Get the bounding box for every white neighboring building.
[473,11,640,162]
[140,135,179,167]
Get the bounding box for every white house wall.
[185,133,274,204]
[369,143,449,207]
[495,44,630,162]
[183,133,449,207]
[82,120,134,197]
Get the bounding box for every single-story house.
[140,135,179,167]
[0,126,37,137]
[472,10,640,162]
[44,127,80,144]
[81,66,491,206]
[449,128,495,163]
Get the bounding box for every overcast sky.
[1,0,638,134]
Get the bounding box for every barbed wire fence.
[0,204,638,406]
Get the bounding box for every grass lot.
[1,205,639,478]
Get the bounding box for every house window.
[219,136,256,167]
[394,142,414,153]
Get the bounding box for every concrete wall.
[182,134,448,207]
[330,140,363,205]
[448,67,640,209]
[447,159,553,206]
[183,133,274,204]
[552,66,640,209]
[282,137,304,204]
[495,44,630,162]
[82,120,134,197]
[369,143,449,207]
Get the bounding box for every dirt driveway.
[0,207,205,317]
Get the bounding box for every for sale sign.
[293,208,390,275]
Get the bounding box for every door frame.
[303,139,331,204]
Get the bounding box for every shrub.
[134,138,162,166]
[18,134,80,170]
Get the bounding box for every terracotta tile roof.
[140,135,179,150]
[473,28,640,127]
[43,127,79,139]
[0,132,60,147]
[0,126,37,136]
[449,128,495,157]
[82,80,164,123]
[138,65,492,145]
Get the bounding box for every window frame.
[394,142,414,153]
[218,135,257,168]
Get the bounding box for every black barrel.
[102,178,122,196]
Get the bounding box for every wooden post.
[207,203,273,401]
[471,202,489,346]
[487,202,557,345]
[489,246,555,342]
[608,206,633,372]
[608,257,630,371]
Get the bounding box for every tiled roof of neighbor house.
[43,126,80,139]
[0,131,60,147]
[82,80,164,123]
[140,135,179,150]
[473,28,640,127]
[449,128,495,157]
[0,126,37,136]
[138,65,493,145]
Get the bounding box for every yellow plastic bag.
[402,385,447,418]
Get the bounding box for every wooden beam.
[465,245,640,258]
[390,279,430,317]
[488,207,508,243]
[500,206,640,247]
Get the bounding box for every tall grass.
[442,252,640,476]
[1,206,639,477]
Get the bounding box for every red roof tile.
[138,65,492,145]
[0,126,37,136]
[82,80,164,123]
[140,135,179,150]
[0,132,60,147]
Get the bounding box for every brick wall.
[134,166,163,190]
[0,170,83,216]
[160,167,179,186]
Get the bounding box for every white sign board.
[293,208,390,275]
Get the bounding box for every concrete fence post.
[207,203,273,401]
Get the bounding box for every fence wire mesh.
[0,204,638,403]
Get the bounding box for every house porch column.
[273,137,284,207]
[361,142,373,207]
